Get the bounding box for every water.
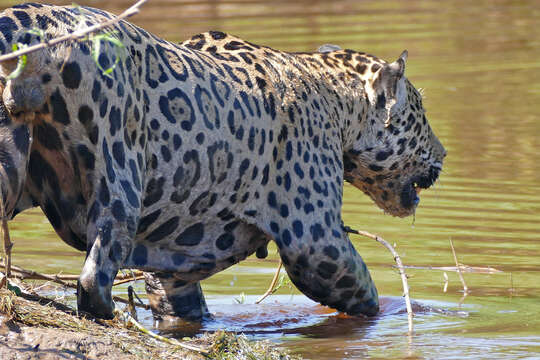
[1,0,540,358]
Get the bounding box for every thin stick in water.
[0,260,150,310]
[0,196,13,288]
[255,260,283,304]
[450,238,468,293]
[344,226,414,333]
[113,307,210,355]
[400,264,501,274]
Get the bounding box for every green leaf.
[7,43,28,80]
[90,33,125,78]
[91,36,101,65]
[234,292,246,304]
[26,28,46,40]
[105,37,124,49]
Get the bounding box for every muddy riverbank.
[0,287,298,360]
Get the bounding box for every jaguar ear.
[373,50,408,126]
[317,44,342,53]
[385,50,407,87]
[390,50,408,75]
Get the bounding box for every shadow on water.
[156,294,469,342]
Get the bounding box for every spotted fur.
[0,3,445,322]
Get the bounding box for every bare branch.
[0,195,13,288]
[450,238,469,293]
[255,260,283,304]
[0,0,147,63]
[400,264,501,274]
[1,261,73,287]
[113,275,145,286]
[114,307,210,354]
[0,268,145,282]
[344,226,414,333]
[1,260,150,310]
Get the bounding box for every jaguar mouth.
[400,166,441,210]
[400,182,421,209]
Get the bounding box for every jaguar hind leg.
[144,272,209,325]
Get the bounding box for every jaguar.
[0,3,445,323]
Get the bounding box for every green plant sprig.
[6,43,28,80]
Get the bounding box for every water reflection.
[1,0,540,359]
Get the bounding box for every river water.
[1,0,539,359]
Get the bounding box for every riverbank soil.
[0,287,298,360]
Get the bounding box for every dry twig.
[0,196,13,288]
[0,0,147,62]
[344,226,414,333]
[1,260,150,310]
[450,238,468,293]
[114,307,210,355]
[255,260,283,304]
[1,261,74,287]
[401,264,501,274]
[0,264,145,284]
[113,275,145,286]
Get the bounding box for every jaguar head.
[344,51,446,217]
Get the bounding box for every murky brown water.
[1,0,539,358]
